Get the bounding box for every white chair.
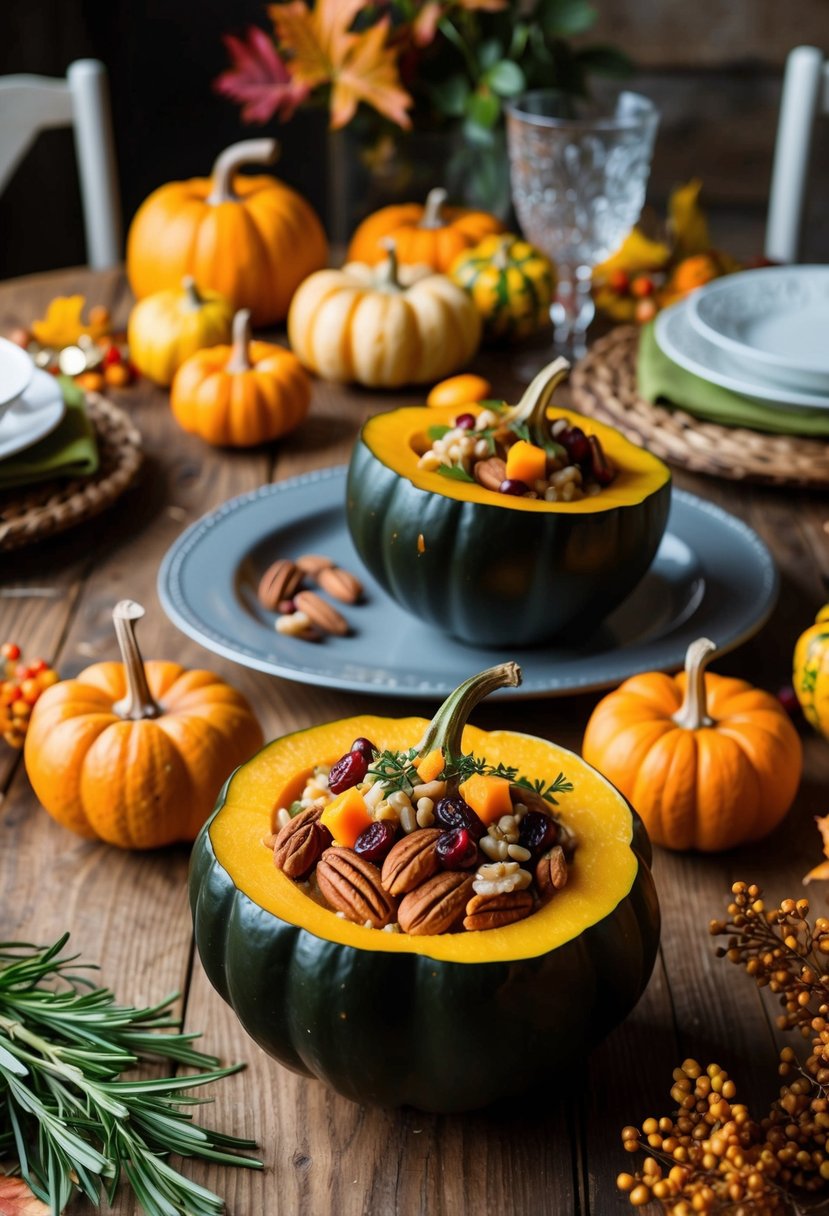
[766,45,829,264]
[0,58,121,269]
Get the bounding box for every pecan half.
[397,871,474,936]
[258,559,303,611]
[535,845,568,901]
[273,807,330,879]
[381,828,441,896]
[295,553,334,577]
[317,566,363,604]
[473,457,507,492]
[316,848,397,928]
[294,590,350,636]
[463,889,533,931]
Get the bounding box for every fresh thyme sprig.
[0,935,260,1216]
[367,747,420,796]
[366,748,574,806]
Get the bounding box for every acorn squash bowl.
[346,359,671,647]
[189,665,660,1113]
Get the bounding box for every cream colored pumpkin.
[287,243,482,388]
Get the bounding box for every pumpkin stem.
[506,357,571,446]
[419,187,448,230]
[416,663,522,775]
[207,138,279,205]
[672,637,717,730]
[227,309,253,372]
[492,238,512,271]
[111,600,162,721]
[376,239,403,292]
[182,276,203,309]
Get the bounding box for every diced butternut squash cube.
[416,748,444,783]
[505,439,546,485]
[320,787,372,847]
[458,774,513,825]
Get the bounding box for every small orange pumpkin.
[171,309,310,447]
[24,601,263,849]
[347,187,505,273]
[582,638,802,852]
[126,139,328,325]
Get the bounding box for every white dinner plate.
[0,369,65,462]
[0,337,34,412]
[655,298,829,411]
[688,265,829,393]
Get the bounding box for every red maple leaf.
[215,27,310,124]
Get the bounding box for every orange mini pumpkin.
[24,601,263,849]
[171,309,310,447]
[582,638,802,852]
[126,139,328,325]
[347,187,504,273]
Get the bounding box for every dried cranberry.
[435,794,485,840]
[350,737,377,762]
[519,810,559,856]
[498,478,530,497]
[328,749,368,794]
[354,820,397,864]
[587,435,615,486]
[455,413,476,430]
[436,827,478,870]
[559,426,589,464]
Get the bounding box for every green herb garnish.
[442,753,574,804]
[367,747,420,796]
[436,464,476,483]
[0,935,260,1215]
[510,420,532,444]
[427,424,451,442]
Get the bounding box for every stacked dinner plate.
[0,337,65,462]
[654,264,829,411]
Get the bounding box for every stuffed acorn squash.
[346,359,671,647]
[190,664,660,1113]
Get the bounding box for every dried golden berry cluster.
[0,642,59,748]
[617,883,829,1213]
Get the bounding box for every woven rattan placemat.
[0,393,143,550]
[570,326,829,488]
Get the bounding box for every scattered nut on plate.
[258,552,365,642]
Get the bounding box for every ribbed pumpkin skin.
[582,670,802,852]
[127,282,233,386]
[25,662,263,849]
[346,434,670,646]
[171,340,310,447]
[451,235,555,340]
[347,202,504,272]
[794,605,829,739]
[126,175,327,326]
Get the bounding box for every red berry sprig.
[0,642,59,748]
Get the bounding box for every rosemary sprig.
[0,935,260,1216]
[366,748,574,806]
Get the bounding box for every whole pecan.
[535,845,568,901]
[272,807,330,879]
[381,828,442,896]
[294,590,350,636]
[316,848,397,928]
[397,871,474,935]
[317,566,363,604]
[463,889,533,932]
[473,457,507,492]
[258,559,302,611]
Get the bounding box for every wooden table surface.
[2,267,828,1216]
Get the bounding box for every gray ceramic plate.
[158,466,777,700]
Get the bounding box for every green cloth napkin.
[0,376,99,490]
[637,322,829,437]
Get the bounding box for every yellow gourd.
[128,277,233,386]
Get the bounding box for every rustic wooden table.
[1,267,828,1216]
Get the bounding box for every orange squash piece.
[320,787,372,847]
[505,439,546,485]
[416,748,444,783]
[458,773,513,825]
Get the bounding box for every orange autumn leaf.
[31,296,108,348]
[271,0,412,129]
[0,1176,51,1216]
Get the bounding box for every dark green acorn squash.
[346,360,671,646]
[189,666,660,1113]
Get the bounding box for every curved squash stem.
[207,138,278,205]
[672,637,717,730]
[182,276,203,310]
[227,309,253,372]
[112,600,161,720]
[492,237,511,271]
[416,663,522,774]
[505,358,571,447]
[375,239,403,292]
[418,187,448,230]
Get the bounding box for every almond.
[398,871,474,936]
[316,848,397,928]
[381,828,442,896]
[258,559,302,611]
[293,590,349,636]
[296,553,334,577]
[317,566,363,604]
[272,807,331,879]
[473,457,507,492]
[463,889,533,931]
[535,845,568,901]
